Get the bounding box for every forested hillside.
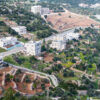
[42,0,100,6]
[0,0,100,5]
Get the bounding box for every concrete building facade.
[11,26,27,35]
[24,41,41,56]
[31,5,50,15]
[50,40,66,50]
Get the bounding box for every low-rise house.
[77,90,87,96]
[41,8,50,15]
[65,32,79,40]
[11,26,27,35]
[24,41,42,56]
[50,40,66,50]
[0,37,23,50]
[52,35,66,41]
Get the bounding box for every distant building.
[11,26,27,35]
[77,90,87,96]
[31,5,50,15]
[24,41,41,56]
[41,8,50,15]
[49,31,79,51]
[49,32,79,42]
[65,32,79,40]
[0,37,17,48]
[79,3,89,8]
[35,0,40,4]
[52,35,66,41]
[90,3,100,8]
[52,97,61,100]
[31,5,42,14]
[0,37,22,50]
[50,40,66,50]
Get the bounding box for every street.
[0,47,25,58]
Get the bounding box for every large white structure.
[65,32,79,40]
[45,29,80,42]
[49,29,80,51]
[50,40,66,50]
[11,26,27,35]
[31,5,50,15]
[52,35,66,41]
[24,41,41,56]
[53,32,79,41]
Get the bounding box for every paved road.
[0,47,25,58]
[9,63,58,87]
[70,64,95,81]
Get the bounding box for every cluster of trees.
[36,29,53,39]
[0,6,57,39]
[42,0,100,6]
[0,21,18,36]
[1,0,100,6]
[41,0,100,15]
[80,75,98,97]
[1,88,51,100]
[4,54,39,69]
[63,69,74,77]
[38,2,64,12]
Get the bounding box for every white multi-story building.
[31,5,50,15]
[45,29,80,42]
[24,41,41,56]
[52,35,66,41]
[0,37,18,49]
[53,32,79,41]
[31,5,42,14]
[11,26,27,35]
[49,30,79,51]
[50,40,66,50]
[65,32,79,40]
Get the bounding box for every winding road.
[8,63,59,87]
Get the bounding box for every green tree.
[3,88,15,100]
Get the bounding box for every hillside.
[46,11,100,32]
[42,0,100,5]
[1,0,100,6]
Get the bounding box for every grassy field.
[0,47,7,53]
[0,17,4,21]
[57,73,79,81]
[3,54,47,72]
